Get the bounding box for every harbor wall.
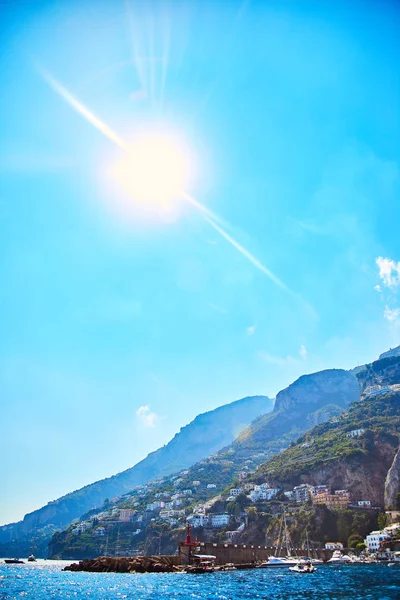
[178,542,343,565]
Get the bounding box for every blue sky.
[1,0,399,525]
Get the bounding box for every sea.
[1,559,400,600]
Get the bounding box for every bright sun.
[107,132,192,218]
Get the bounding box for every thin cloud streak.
[38,67,294,296]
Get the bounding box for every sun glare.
[107,133,193,218]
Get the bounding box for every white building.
[365,531,390,552]
[207,484,217,489]
[229,488,243,497]
[325,542,343,550]
[192,481,201,486]
[293,484,313,504]
[248,488,279,503]
[209,514,230,528]
[346,428,365,438]
[357,500,371,508]
[187,514,209,528]
[364,385,382,396]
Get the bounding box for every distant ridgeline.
[2,347,400,559]
[48,365,365,559]
[47,352,400,560]
[0,395,272,558]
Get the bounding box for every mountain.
[47,352,400,560]
[256,390,400,506]
[379,345,400,360]
[254,357,400,508]
[0,394,272,557]
[47,368,362,558]
[225,368,360,460]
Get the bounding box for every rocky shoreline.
[63,556,259,573]
[64,556,180,573]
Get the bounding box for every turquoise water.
[1,560,400,600]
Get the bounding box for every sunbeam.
[38,68,129,152]
[203,215,291,293]
[38,67,292,294]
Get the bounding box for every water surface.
[1,560,400,599]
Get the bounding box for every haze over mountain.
[0,395,272,554]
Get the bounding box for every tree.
[247,506,257,523]
[348,534,364,548]
[356,542,366,551]
[377,512,388,530]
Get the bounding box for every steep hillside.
[47,369,362,559]
[254,392,400,507]
[357,355,400,393]
[380,346,400,360]
[47,354,400,559]
[0,394,272,557]
[225,369,360,459]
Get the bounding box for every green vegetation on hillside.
[255,393,400,483]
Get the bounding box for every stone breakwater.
[64,556,181,573]
[63,556,260,573]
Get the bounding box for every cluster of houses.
[365,522,400,552]
[362,383,400,399]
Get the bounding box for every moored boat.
[328,550,353,564]
[258,556,299,568]
[27,555,37,562]
[4,558,25,564]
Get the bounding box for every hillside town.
[65,471,383,552]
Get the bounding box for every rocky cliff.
[356,355,400,394]
[225,368,360,458]
[0,394,272,555]
[256,390,400,507]
[380,346,400,360]
[274,369,359,412]
[385,446,400,509]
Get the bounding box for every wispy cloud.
[376,257,400,289]
[384,306,400,323]
[136,405,158,427]
[375,256,400,328]
[299,344,308,359]
[246,325,256,336]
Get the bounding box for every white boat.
[299,556,323,565]
[328,550,353,564]
[290,563,317,573]
[258,556,299,568]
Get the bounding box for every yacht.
[258,512,300,568]
[4,558,24,564]
[328,550,352,564]
[258,556,299,568]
